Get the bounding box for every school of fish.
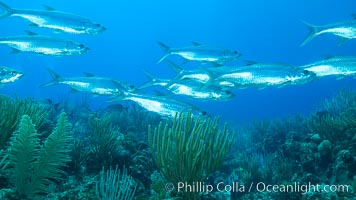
[0,2,355,118]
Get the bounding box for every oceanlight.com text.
[170,182,351,195]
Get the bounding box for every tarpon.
[40,69,133,96]
[0,66,23,85]
[209,63,316,89]
[300,16,356,46]
[0,32,88,56]
[166,60,212,84]
[0,1,105,34]
[157,42,241,64]
[139,70,235,101]
[300,56,356,78]
[110,91,207,118]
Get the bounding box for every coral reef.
[0,90,354,199]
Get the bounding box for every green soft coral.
[148,111,235,200]
[7,112,72,198]
[8,115,41,197]
[31,112,73,195]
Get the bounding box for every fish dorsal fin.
[43,5,57,11]
[24,30,38,36]
[191,41,203,46]
[83,72,95,77]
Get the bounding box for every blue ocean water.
[0,0,355,124]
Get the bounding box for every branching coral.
[309,90,356,145]
[148,111,234,200]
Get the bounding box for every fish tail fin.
[0,1,13,18]
[300,21,320,47]
[157,41,171,64]
[108,91,130,102]
[108,95,125,102]
[40,68,61,87]
[199,68,215,90]
[166,60,183,73]
[138,70,160,90]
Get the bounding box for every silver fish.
[40,69,132,96]
[0,32,88,56]
[167,61,238,88]
[300,16,356,46]
[139,70,234,101]
[110,91,207,118]
[210,63,316,89]
[157,42,241,64]
[300,56,356,78]
[166,60,212,84]
[0,66,23,85]
[0,2,105,34]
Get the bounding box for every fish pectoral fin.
[9,48,21,54]
[321,54,335,59]
[276,84,286,88]
[43,5,57,11]
[70,88,79,93]
[210,62,223,67]
[181,59,190,65]
[336,76,345,80]
[83,72,96,77]
[244,60,258,66]
[257,86,268,90]
[24,30,38,36]
[338,38,351,46]
[28,23,39,27]
[191,41,203,46]
[153,90,167,96]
